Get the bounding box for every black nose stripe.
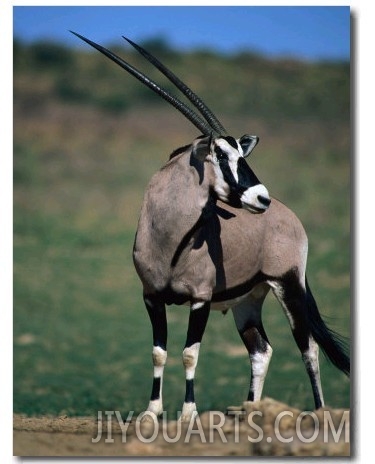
[257,195,271,207]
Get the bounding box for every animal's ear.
[191,135,212,162]
[239,135,259,158]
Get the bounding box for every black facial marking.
[222,136,238,149]
[237,157,261,190]
[213,138,264,208]
[214,145,228,161]
[219,159,237,187]
[219,156,261,206]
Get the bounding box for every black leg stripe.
[150,377,161,401]
[184,379,195,403]
[247,390,255,401]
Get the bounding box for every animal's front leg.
[180,301,210,422]
[142,295,167,420]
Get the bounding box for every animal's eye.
[214,146,227,162]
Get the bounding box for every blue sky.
[13,6,350,61]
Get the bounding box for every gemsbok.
[72,32,350,422]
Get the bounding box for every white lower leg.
[180,401,198,422]
[250,346,273,401]
[302,337,325,407]
[145,346,167,417]
[180,342,200,422]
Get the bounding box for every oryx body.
[134,137,302,308]
[72,32,350,422]
[133,136,323,421]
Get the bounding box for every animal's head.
[70,32,271,214]
[192,134,270,213]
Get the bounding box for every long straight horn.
[123,37,227,135]
[70,31,213,136]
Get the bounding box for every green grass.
[13,226,350,417]
[13,137,350,417]
[13,44,350,417]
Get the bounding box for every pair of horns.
[70,31,226,136]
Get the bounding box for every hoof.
[140,399,163,422]
[179,402,198,423]
[139,410,159,423]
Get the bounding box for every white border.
[5,1,373,462]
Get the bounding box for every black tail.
[305,278,350,376]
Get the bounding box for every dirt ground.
[13,397,350,457]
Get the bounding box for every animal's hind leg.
[232,285,273,402]
[143,295,167,419]
[270,271,325,409]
